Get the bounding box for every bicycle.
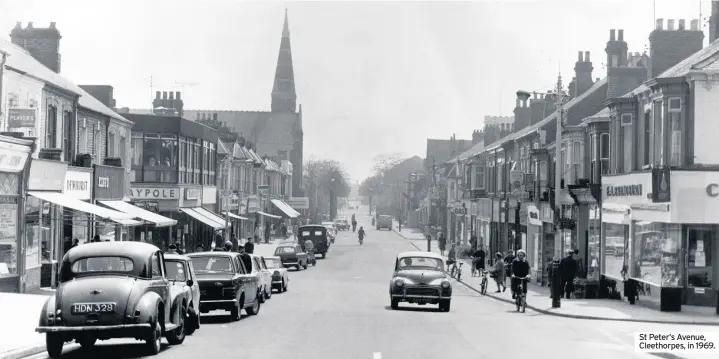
[513,276,529,313]
[449,261,463,281]
[479,269,488,295]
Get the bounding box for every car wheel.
[265,285,272,300]
[46,333,64,358]
[321,253,326,259]
[439,299,451,312]
[390,298,399,310]
[166,303,186,345]
[185,307,199,335]
[259,287,266,303]
[145,319,162,355]
[246,294,261,315]
[77,337,96,349]
[282,279,287,292]
[230,305,240,321]
[295,264,301,271]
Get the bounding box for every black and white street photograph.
[0,1,718,358]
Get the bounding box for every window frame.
[600,133,610,175]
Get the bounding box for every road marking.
[353,276,364,279]
[373,352,382,359]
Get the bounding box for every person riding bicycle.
[511,249,531,299]
[472,245,486,276]
[446,243,457,274]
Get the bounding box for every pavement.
[392,225,719,326]
[2,209,717,359]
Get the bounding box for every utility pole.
[553,72,565,260]
[222,155,232,247]
[397,180,402,232]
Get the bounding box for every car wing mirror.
[186,279,194,286]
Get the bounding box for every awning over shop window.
[257,211,281,219]
[180,208,226,230]
[194,207,229,226]
[28,191,142,227]
[270,199,300,218]
[225,212,249,220]
[99,200,177,227]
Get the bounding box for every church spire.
[271,8,297,113]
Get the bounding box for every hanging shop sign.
[185,188,200,200]
[651,168,671,203]
[7,108,37,129]
[63,170,92,200]
[94,165,125,200]
[0,140,31,173]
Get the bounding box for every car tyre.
[246,295,261,315]
[185,307,199,335]
[230,305,240,321]
[265,285,272,300]
[295,264,301,271]
[77,337,96,349]
[46,333,64,358]
[145,319,162,355]
[439,299,451,312]
[282,279,288,292]
[390,298,399,310]
[166,304,186,345]
[259,287,266,303]
[321,253,326,259]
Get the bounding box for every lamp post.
[552,74,567,260]
[222,155,233,246]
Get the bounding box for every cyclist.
[447,243,457,276]
[472,245,486,277]
[511,249,531,299]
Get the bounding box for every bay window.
[652,100,663,166]
[572,141,582,182]
[130,131,143,182]
[600,133,610,175]
[590,134,597,180]
[667,97,683,167]
[142,133,178,183]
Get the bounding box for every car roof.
[164,253,191,261]
[300,225,325,230]
[66,241,160,262]
[186,251,239,258]
[397,251,444,260]
[277,242,298,247]
[264,256,280,260]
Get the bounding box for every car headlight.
[441,280,450,288]
[394,278,405,287]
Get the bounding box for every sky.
[0,0,710,182]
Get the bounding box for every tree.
[372,152,407,176]
[303,157,351,221]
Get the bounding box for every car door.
[149,251,171,324]
[235,255,256,306]
[295,244,306,265]
[186,260,200,313]
[232,255,247,300]
[260,257,272,287]
[251,257,264,291]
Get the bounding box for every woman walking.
[492,252,507,293]
[437,232,447,256]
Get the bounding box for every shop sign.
[519,206,527,226]
[669,171,719,224]
[288,197,310,209]
[0,140,31,173]
[601,172,652,206]
[94,165,125,200]
[539,203,554,223]
[185,188,200,200]
[509,170,524,196]
[201,186,216,204]
[28,159,67,191]
[7,108,36,129]
[130,187,180,200]
[453,206,466,216]
[63,170,92,200]
[527,204,542,226]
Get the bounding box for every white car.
[249,254,273,301]
[164,253,201,335]
[321,221,338,236]
[264,256,289,292]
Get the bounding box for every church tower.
[271,9,297,113]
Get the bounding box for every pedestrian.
[472,244,486,277]
[504,250,515,284]
[470,233,478,252]
[492,252,506,292]
[245,237,255,254]
[438,232,447,256]
[254,223,261,243]
[231,232,238,252]
[71,238,79,248]
[195,244,204,253]
[167,243,178,254]
[175,241,184,255]
[510,250,531,299]
[238,244,253,273]
[281,223,288,238]
[264,221,271,244]
[559,249,579,299]
[92,234,101,243]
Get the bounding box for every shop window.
[587,205,601,280]
[24,196,48,273]
[46,105,57,148]
[687,227,713,288]
[602,222,629,281]
[143,133,178,183]
[632,221,681,287]
[599,133,610,175]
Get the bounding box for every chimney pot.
[27,22,33,28]
[14,22,21,29]
[169,92,174,100]
[577,51,583,61]
[584,51,590,62]
[667,19,675,31]
[678,19,686,30]
[176,91,181,100]
[618,29,624,41]
[162,91,167,99]
[155,91,160,99]
[610,29,616,41]
[49,22,56,28]
[691,19,699,31]
[656,18,664,30]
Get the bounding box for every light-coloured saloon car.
[389,251,452,312]
[249,254,273,301]
[263,256,289,292]
[164,254,200,335]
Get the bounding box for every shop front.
[477,198,492,251]
[62,167,93,244]
[0,135,32,293]
[526,204,542,278]
[539,202,555,285]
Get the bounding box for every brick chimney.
[573,51,594,96]
[79,85,116,108]
[711,1,719,43]
[513,90,531,131]
[152,90,184,117]
[649,18,704,78]
[10,22,62,73]
[605,29,647,98]
[529,92,549,125]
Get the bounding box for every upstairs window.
[652,100,663,166]
[668,97,683,167]
[108,131,116,158]
[473,163,485,189]
[643,111,651,167]
[46,105,57,149]
[62,111,73,162]
[590,134,597,180]
[572,141,582,182]
[621,113,633,173]
[600,133,610,175]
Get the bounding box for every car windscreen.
[70,256,134,275]
[165,260,187,281]
[397,257,443,271]
[190,256,234,274]
[274,246,296,255]
[264,258,283,269]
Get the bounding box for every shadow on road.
[199,313,249,324]
[383,305,441,313]
[57,342,174,358]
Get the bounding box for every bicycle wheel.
[520,295,526,313]
[516,297,520,311]
[480,279,486,295]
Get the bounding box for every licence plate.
[416,298,428,304]
[72,302,115,314]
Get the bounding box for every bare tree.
[372,152,407,175]
[303,157,351,220]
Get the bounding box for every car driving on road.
[389,251,452,312]
[274,243,309,270]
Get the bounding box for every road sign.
[257,185,269,190]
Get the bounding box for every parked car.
[248,254,273,301]
[321,221,338,236]
[335,218,350,231]
[264,256,289,292]
[274,243,309,270]
[187,252,261,321]
[164,253,201,335]
[377,215,393,230]
[298,225,330,258]
[389,251,452,312]
[35,242,187,358]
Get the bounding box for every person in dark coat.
[559,249,578,299]
[472,244,486,276]
[244,237,255,254]
[237,244,253,274]
[437,232,447,256]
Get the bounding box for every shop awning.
[28,191,142,226]
[180,208,226,230]
[225,212,249,220]
[99,200,177,227]
[270,199,300,218]
[257,211,281,219]
[194,207,229,226]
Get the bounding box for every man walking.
[245,237,255,254]
[559,249,579,299]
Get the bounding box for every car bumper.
[391,294,451,300]
[199,299,236,312]
[36,323,151,333]
[272,279,284,285]
[282,262,299,267]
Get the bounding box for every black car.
[298,225,330,258]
